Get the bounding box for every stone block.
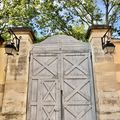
[0,93,3,110]
[0,114,5,120]
[95,63,120,72]
[2,83,27,114]
[0,114,25,120]
[0,84,4,93]
[116,72,120,83]
[100,113,120,120]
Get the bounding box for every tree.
[35,0,101,40]
[0,0,39,40]
[35,0,120,40]
[0,0,120,41]
[101,0,120,25]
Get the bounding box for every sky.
[96,0,120,29]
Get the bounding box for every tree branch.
[108,7,119,25]
[76,6,93,24]
[108,4,115,14]
[78,0,93,17]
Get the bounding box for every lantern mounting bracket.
[101,28,115,54]
[5,29,21,55]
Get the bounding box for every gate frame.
[26,35,97,120]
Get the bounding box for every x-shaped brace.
[64,105,92,120]
[64,57,88,76]
[64,80,90,102]
[43,82,56,102]
[42,106,55,120]
[34,56,57,76]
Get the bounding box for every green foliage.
[0,0,120,42]
[71,25,87,42]
[35,0,120,41]
[0,0,38,40]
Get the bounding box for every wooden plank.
[30,106,37,120]
[31,80,38,102]
[64,76,88,79]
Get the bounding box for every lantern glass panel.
[103,46,115,54]
[5,43,16,55]
[5,47,13,55]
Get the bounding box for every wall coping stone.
[86,25,112,39]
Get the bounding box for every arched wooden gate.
[27,35,97,120]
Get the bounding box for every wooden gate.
[27,35,96,120]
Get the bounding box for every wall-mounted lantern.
[4,29,21,55]
[101,38,115,54]
[5,42,16,55]
[101,28,115,54]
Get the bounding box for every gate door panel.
[27,35,96,120]
[62,53,95,120]
[28,54,60,120]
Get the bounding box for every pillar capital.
[86,25,112,40]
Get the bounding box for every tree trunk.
[106,0,109,25]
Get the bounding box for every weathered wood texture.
[27,35,96,120]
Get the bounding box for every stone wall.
[0,29,33,120]
[0,26,120,120]
[89,26,120,120]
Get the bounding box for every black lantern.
[4,29,21,55]
[101,27,115,54]
[5,42,16,55]
[101,38,115,54]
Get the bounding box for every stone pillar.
[88,25,120,120]
[1,28,34,120]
